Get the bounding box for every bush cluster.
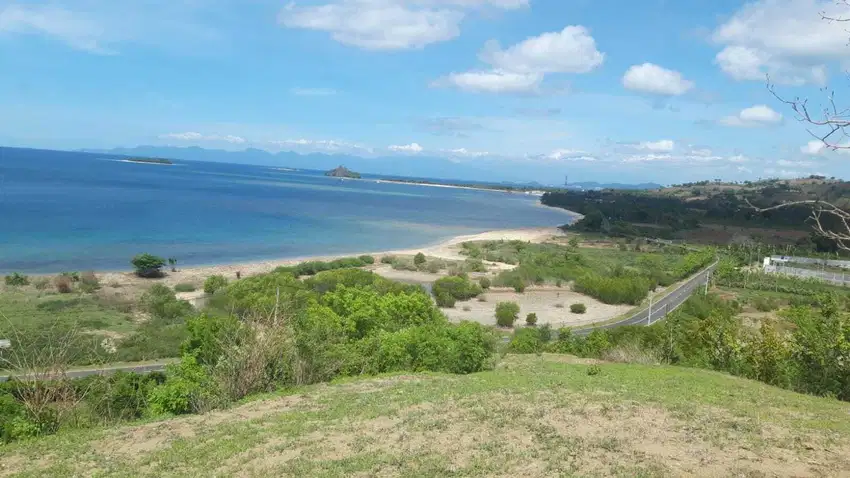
[4,273,29,287]
[432,275,483,308]
[1,266,498,444]
[274,256,374,277]
[495,301,520,327]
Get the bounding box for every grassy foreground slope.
[2,355,849,478]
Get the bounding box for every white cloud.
[290,87,337,96]
[764,168,804,178]
[801,140,826,155]
[720,104,783,127]
[434,25,603,93]
[712,0,850,85]
[388,142,424,153]
[433,70,543,93]
[0,4,111,53]
[543,149,597,161]
[622,63,694,96]
[159,132,246,144]
[636,139,675,152]
[726,154,749,163]
[481,26,604,74]
[270,138,372,153]
[778,159,814,167]
[0,2,221,55]
[279,0,526,51]
[447,148,489,157]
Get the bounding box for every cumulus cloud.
[279,0,526,51]
[434,25,603,93]
[432,70,543,93]
[720,104,783,127]
[801,140,826,155]
[622,63,694,96]
[636,139,675,152]
[388,142,424,153]
[712,0,849,85]
[480,26,604,74]
[159,132,246,144]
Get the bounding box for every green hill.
[2,354,847,477]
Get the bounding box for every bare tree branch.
[746,198,850,251]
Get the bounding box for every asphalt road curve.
[572,261,717,336]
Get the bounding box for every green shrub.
[131,253,167,278]
[4,273,29,287]
[414,252,426,266]
[752,296,779,312]
[479,277,491,289]
[79,271,100,293]
[570,303,587,314]
[203,275,229,294]
[358,255,376,265]
[83,372,165,422]
[525,312,538,326]
[432,276,482,307]
[538,324,553,343]
[573,273,649,305]
[509,327,542,354]
[391,259,418,271]
[60,271,80,282]
[140,284,193,321]
[380,255,396,264]
[147,356,217,415]
[495,301,520,327]
[174,283,196,293]
[425,261,443,274]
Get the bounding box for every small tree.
[168,257,178,272]
[479,276,491,289]
[4,273,29,287]
[570,303,587,314]
[414,252,426,266]
[525,312,538,326]
[203,275,229,294]
[495,301,520,327]
[131,254,166,278]
[568,236,580,248]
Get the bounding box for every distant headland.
[123,157,173,165]
[325,165,361,179]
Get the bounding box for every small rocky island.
[325,165,361,179]
[126,157,173,165]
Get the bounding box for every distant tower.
[564,175,569,187]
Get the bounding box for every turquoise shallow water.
[0,147,575,273]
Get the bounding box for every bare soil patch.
[442,289,631,327]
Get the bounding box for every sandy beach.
[97,227,563,291]
[87,226,631,327]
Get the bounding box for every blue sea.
[0,147,575,273]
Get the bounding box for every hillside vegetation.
[1,354,847,477]
[542,177,850,250]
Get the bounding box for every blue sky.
[2,0,850,184]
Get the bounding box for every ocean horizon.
[0,147,575,274]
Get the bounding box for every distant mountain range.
[78,145,663,190]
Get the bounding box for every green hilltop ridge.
[325,165,361,178]
[2,355,848,476]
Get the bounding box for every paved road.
[0,363,169,383]
[572,261,717,336]
[2,262,716,381]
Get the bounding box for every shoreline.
[93,227,567,289]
